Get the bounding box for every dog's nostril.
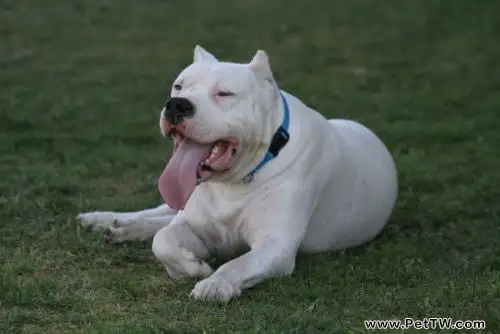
[175,103,186,114]
[179,101,193,115]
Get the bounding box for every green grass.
[1,0,499,332]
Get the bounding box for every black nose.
[164,97,195,125]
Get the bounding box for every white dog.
[78,45,398,302]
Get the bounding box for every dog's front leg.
[190,185,313,303]
[190,235,301,303]
[78,204,178,243]
[78,203,176,231]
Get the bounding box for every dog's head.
[158,45,282,209]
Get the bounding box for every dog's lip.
[162,119,239,147]
[168,126,239,148]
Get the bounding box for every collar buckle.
[268,126,290,157]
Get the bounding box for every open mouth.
[158,126,239,210]
[171,129,237,179]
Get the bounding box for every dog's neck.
[227,89,289,184]
[241,91,290,183]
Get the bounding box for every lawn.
[1,0,499,333]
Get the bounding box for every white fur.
[78,45,398,303]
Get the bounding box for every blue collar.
[243,91,290,183]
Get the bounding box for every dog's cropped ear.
[249,50,274,82]
[193,45,219,63]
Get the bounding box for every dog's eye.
[217,91,235,97]
[173,84,182,91]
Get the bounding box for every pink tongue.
[158,138,211,210]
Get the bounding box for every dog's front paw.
[104,217,156,243]
[190,275,241,303]
[77,211,117,231]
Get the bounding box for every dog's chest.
[193,183,249,228]
[186,184,252,256]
